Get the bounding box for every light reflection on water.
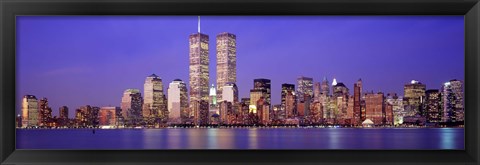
[16,128,464,150]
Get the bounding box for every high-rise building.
[297,76,314,102]
[218,100,233,124]
[168,79,188,121]
[313,82,322,102]
[285,92,297,118]
[281,83,295,112]
[332,82,349,98]
[189,19,210,104]
[386,93,404,125]
[222,82,238,103]
[403,80,426,117]
[78,105,100,127]
[216,32,237,101]
[442,80,464,122]
[99,107,121,126]
[209,84,218,114]
[143,74,166,118]
[385,103,394,125]
[320,77,330,96]
[253,79,271,105]
[353,79,362,125]
[121,89,143,123]
[256,97,270,125]
[425,89,442,123]
[250,89,266,107]
[365,92,385,125]
[59,106,69,119]
[192,100,209,126]
[22,95,38,128]
[38,98,52,127]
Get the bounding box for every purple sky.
[16,16,464,118]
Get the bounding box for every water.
[16,128,464,150]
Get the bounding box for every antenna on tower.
[198,16,201,33]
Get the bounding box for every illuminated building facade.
[353,79,363,125]
[365,92,384,125]
[216,32,237,101]
[313,82,322,102]
[168,79,188,122]
[143,74,166,118]
[403,80,426,117]
[218,100,233,124]
[386,93,404,125]
[281,83,295,112]
[442,79,464,122]
[285,92,297,118]
[222,82,238,103]
[256,97,270,125]
[121,89,143,123]
[332,82,349,98]
[59,106,69,119]
[193,100,209,126]
[253,79,271,105]
[189,32,210,104]
[22,95,39,127]
[385,103,394,125]
[297,76,313,102]
[38,97,53,127]
[425,89,442,123]
[250,89,266,107]
[99,107,121,126]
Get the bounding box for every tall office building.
[38,98,52,127]
[425,89,442,123]
[59,106,69,119]
[313,82,322,102]
[285,91,297,118]
[353,79,363,125]
[250,89,266,107]
[281,83,295,111]
[189,17,210,105]
[442,79,464,122]
[192,100,209,126]
[386,93,404,125]
[365,92,385,125]
[167,79,188,121]
[143,74,166,118]
[222,82,238,103]
[403,80,426,117]
[22,95,38,127]
[99,107,121,126]
[297,76,314,102]
[121,89,143,122]
[332,82,349,98]
[253,79,271,105]
[216,32,237,101]
[209,84,218,115]
[320,77,330,96]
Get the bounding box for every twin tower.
[188,16,237,106]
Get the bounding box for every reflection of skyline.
[17,16,464,117]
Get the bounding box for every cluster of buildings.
[17,17,464,128]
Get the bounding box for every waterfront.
[16,128,464,150]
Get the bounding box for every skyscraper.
[22,95,38,128]
[250,89,266,107]
[425,89,442,123]
[222,82,238,103]
[353,79,363,125]
[365,92,385,125]
[442,79,464,122]
[38,97,52,127]
[209,84,218,115]
[297,76,313,102]
[59,106,69,119]
[253,79,271,105]
[189,17,210,105]
[99,107,121,126]
[281,83,295,111]
[143,74,166,118]
[121,89,143,123]
[216,32,237,101]
[403,80,426,117]
[192,100,209,126]
[313,82,322,102]
[332,82,349,98]
[320,77,330,96]
[168,79,188,121]
[386,93,404,125]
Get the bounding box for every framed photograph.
[1,0,479,164]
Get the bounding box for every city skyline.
[17,16,464,117]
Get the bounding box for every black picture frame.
[1,0,479,164]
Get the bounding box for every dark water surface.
[16,128,464,149]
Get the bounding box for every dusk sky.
[16,16,464,118]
